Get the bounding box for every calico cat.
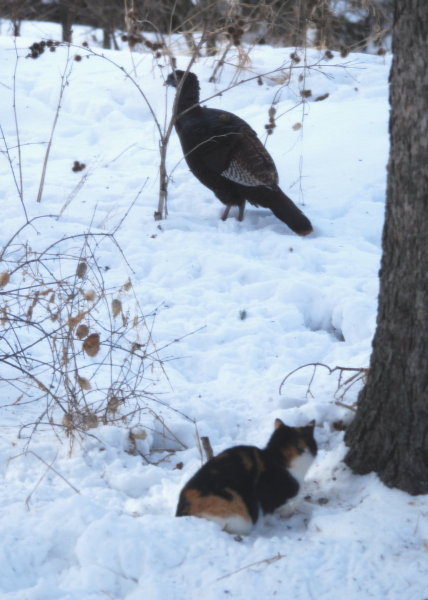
[176,419,317,535]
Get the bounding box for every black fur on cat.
[176,419,317,534]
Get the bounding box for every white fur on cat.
[276,449,315,518]
[201,513,253,535]
[288,448,315,485]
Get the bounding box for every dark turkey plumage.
[165,70,313,236]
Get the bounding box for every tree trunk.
[59,4,73,43]
[12,20,21,37]
[344,0,428,495]
[103,28,111,49]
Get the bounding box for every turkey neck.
[175,76,201,118]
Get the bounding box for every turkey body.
[166,70,313,236]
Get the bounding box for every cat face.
[268,419,317,474]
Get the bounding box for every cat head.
[266,418,317,474]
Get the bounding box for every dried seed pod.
[83,333,100,357]
[131,341,144,353]
[62,413,74,427]
[84,290,96,302]
[292,122,302,131]
[26,292,39,319]
[82,412,98,429]
[314,93,330,102]
[1,307,9,325]
[112,299,122,318]
[72,160,86,172]
[0,272,10,288]
[34,378,48,391]
[76,262,87,279]
[67,312,85,330]
[76,323,89,339]
[121,278,132,292]
[77,376,91,390]
[27,41,45,59]
[300,89,312,98]
[107,396,121,413]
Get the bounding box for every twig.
[335,400,357,412]
[216,553,285,581]
[279,361,330,394]
[36,45,73,202]
[155,33,206,220]
[0,214,56,261]
[201,436,214,461]
[57,168,92,219]
[279,362,368,403]
[194,420,204,464]
[11,40,28,221]
[8,450,80,509]
[110,179,148,235]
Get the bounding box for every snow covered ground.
[1,19,427,600]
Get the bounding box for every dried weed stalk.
[0,226,187,450]
[279,362,368,410]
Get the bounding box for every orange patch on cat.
[216,450,230,461]
[282,446,299,467]
[253,449,265,473]
[239,450,254,471]
[183,488,251,520]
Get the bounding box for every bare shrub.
[0,1,392,52]
[0,224,185,451]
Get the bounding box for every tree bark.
[59,3,73,43]
[344,0,428,495]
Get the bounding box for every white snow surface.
[1,20,427,600]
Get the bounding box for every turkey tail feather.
[246,186,313,236]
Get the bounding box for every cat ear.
[274,418,286,430]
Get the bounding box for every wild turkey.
[165,70,313,236]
